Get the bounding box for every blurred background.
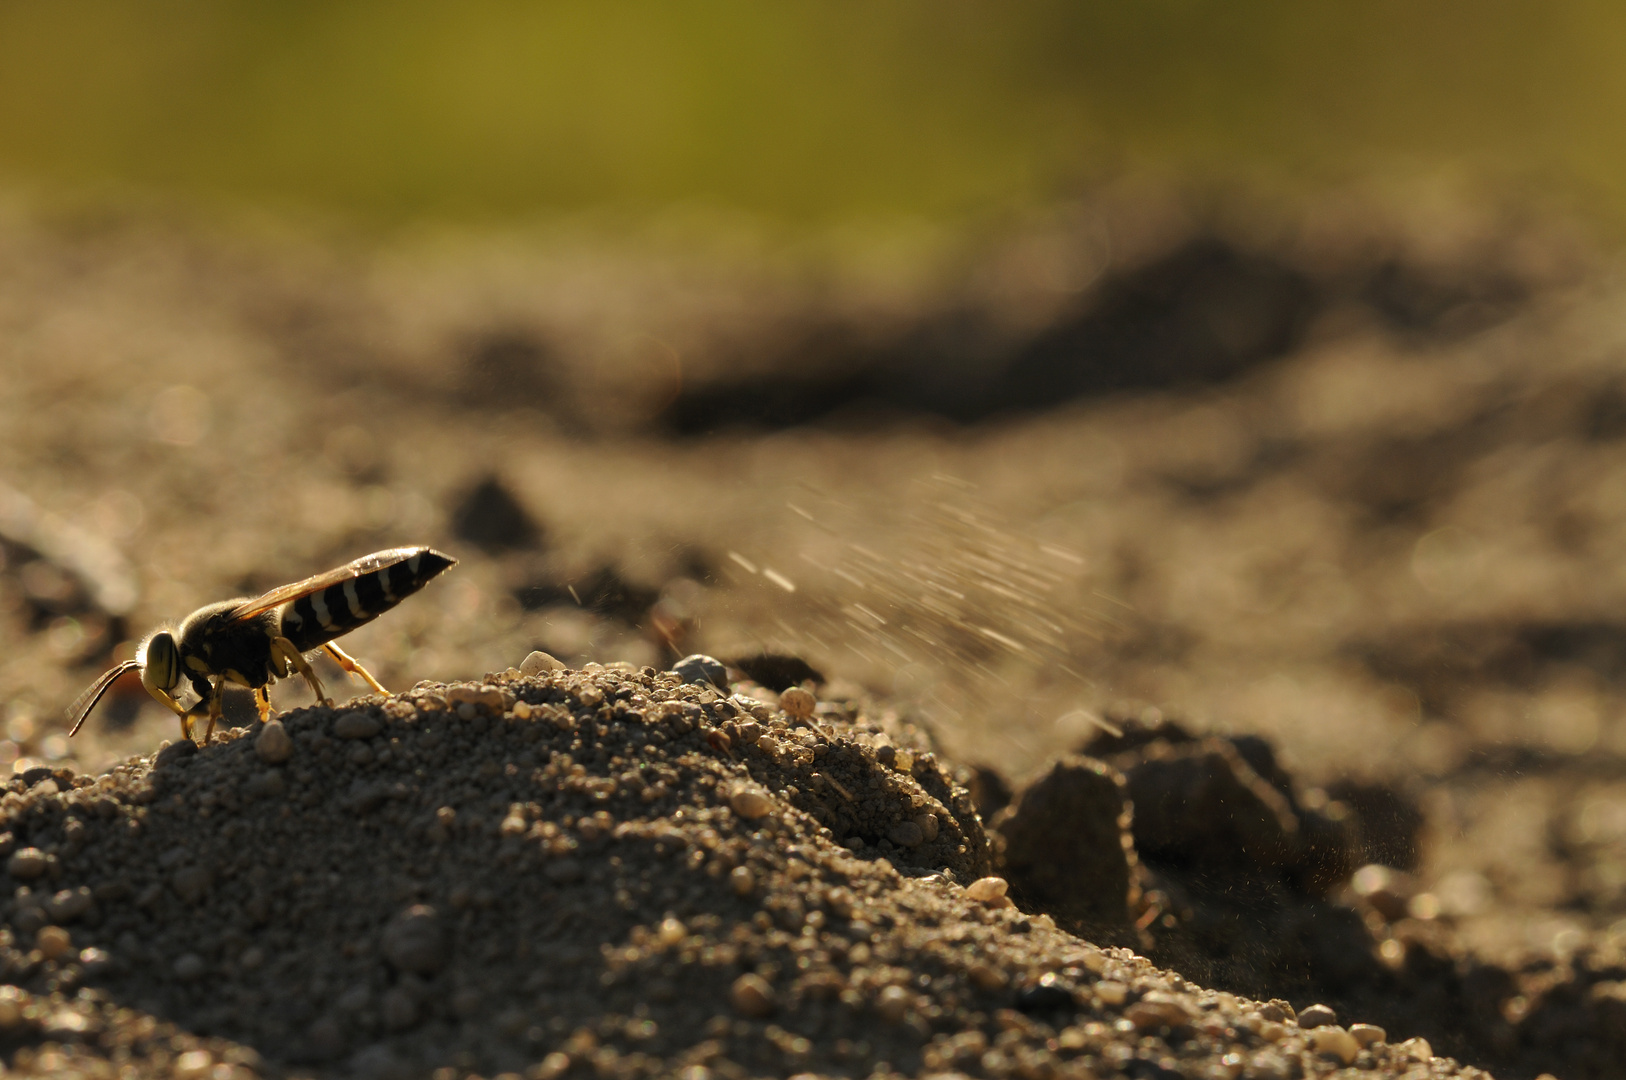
[6,0,1626,961]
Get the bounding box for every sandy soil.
[0,191,1624,1077]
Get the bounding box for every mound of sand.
[0,662,1499,1080]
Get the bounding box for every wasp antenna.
[66,660,142,737]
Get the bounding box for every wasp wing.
[66,660,141,736]
[226,548,436,622]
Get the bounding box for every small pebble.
[967,962,1008,990]
[35,925,72,961]
[888,820,924,847]
[1296,1003,1337,1028]
[173,1050,214,1080]
[779,686,816,719]
[1094,980,1128,1007]
[729,866,756,897]
[730,973,775,1017]
[42,1009,91,1039]
[1247,1051,1291,1080]
[512,700,533,719]
[382,905,448,975]
[448,686,507,713]
[546,859,584,883]
[729,786,773,819]
[658,917,687,946]
[45,887,92,923]
[1397,1036,1433,1062]
[334,711,382,739]
[519,650,565,676]
[1124,991,1194,1030]
[913,812,940,841]
[172,865,212,904]
[1350,863,1413,921]
[534,1052,570,1080]
[1310,1026,1359,1065]
[965,876,1009,903]
[255,720,294,764]
[381,986,419,1030]
[1349,1023,1386,1047]
[7,848,47,880]
[246,770,285,798]
[876,984,912,1022]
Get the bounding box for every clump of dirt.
[0,668,1498,1079]
[993,715,1626,1080]
[993,757,1139,931]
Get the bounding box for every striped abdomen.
[280,547,456,652]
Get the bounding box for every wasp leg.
[323,641,388,695]
[253,686,273,723]
[270,637,331,707]
[201,677,227,745]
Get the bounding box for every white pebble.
[1349,1022,1385,1047]
[173,1050,213,1080]
[779,686,816,719]
[520,651,565,676]
[1094,980,1128,1007]
[1310,1026,1359,1065]
[965,876,1009,903]
[255,720,293,764]
[1296,1002,1337,1028]
[729,786,773,819]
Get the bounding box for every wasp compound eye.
[141,631,182,693]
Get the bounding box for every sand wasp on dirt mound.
[67,547,457,744]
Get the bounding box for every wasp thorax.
[141,631,182,694]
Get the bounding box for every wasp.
[66,546,457,745]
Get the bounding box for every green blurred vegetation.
[0,1,1622,231]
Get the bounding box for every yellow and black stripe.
[281,547,456,652]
